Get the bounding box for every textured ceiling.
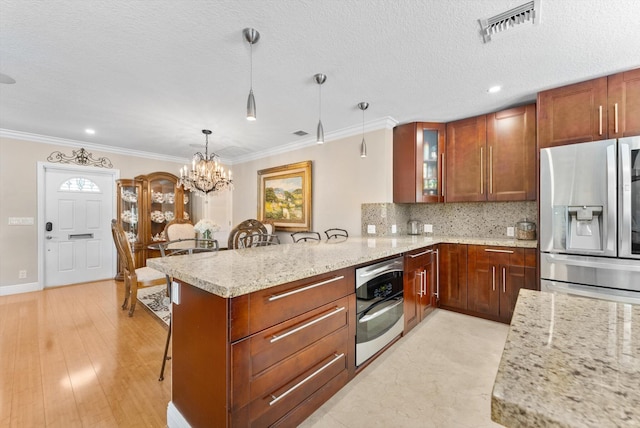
[1,0,639,164]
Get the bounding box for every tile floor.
[300,309,509,428]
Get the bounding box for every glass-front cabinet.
[393,122,446,203]
[116,172,191,270]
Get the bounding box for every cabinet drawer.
[232,328,348,426]
[231,267,354,340]
[405,246,435,271]
[250,296,349,377]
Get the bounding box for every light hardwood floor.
[0,280,170,427]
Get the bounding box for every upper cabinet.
[446,104,536,202]
[538,68,640,148]
[393,122,446,203]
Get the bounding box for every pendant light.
[243,28,260,121]
[358,102,369,158]
[314,73,327,144]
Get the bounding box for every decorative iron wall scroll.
[47,148,113,168]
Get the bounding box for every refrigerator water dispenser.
[567,206,603,251]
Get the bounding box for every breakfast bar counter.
[147,235,536,298]
[492,289,640,427]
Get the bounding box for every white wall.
[230,128,393,241]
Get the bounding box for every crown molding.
[231,116,398,164]
[0,128,190,164]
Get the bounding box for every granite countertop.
[147,235,536,298]
[492,289,640,428]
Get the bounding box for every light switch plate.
[507,227,515,237]
[424,224,433,233]
[391,224,397,234]
[367,225,376,234]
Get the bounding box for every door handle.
[46,236,53,240]
[502,267,506,293]
[492,266,496,291]
[598,105,603,136]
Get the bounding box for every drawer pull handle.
[270,306,345,343]
[409,249,433,258]
[484,249,514,254]
[268,275,345,301]
[269,353,344,406]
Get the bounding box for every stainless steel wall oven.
[355,257,404,367]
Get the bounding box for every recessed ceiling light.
[487,85,502,93]
[85,129,96,135]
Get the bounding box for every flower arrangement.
[194,219,220,240]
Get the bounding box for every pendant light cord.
[250,41,253,90]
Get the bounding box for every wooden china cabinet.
[393,122,446,203]
[538,67,640,148]
[116,172,191,270]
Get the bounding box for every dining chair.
[156,237,219,381]
[110,219,166,317]
[325,228,349,240]
[242,233,280,247]
[291,231,321,243]
[228,219,268,249]
[164,218,196,243]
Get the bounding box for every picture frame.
[258,161,312,232]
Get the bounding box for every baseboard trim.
[167,401,191,428]
[0,282,42,296]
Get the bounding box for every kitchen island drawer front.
[231,328,348,426]
[231,267,354,340]
[250,296,349,375]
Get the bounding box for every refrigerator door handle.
[605,144,617,255]
[619,142,632,258]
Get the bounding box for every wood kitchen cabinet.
[438,243,468,311]
[467,246,536,323]
[393,122,446,203]
[171,268,356,427]
[445,104,536,202]
[404,246,437,333]
[538,67,640,148]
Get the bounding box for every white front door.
[44,166,115,287]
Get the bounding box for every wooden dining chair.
[325,228,349,240]
[228,219,268,249]
[111,219,166,317]
[291,231,321,243]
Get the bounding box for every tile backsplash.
[362,201,537,238]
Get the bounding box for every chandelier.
[179,129,233,196]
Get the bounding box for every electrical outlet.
[367,225,376,234]
[391,224,397,234]
[507,227,515,237]
[424,224,433,233]
[19,270,27,279]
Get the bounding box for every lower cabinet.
[404,246,438,333]
[438,243,468,311]
[172,267,356,428]
[467,245,537,323]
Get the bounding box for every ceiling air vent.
[479,0,540,43]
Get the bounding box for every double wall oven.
[355,257,404,367]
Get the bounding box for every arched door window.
[59,177,101,192]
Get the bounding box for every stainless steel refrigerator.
[540,136,640,303]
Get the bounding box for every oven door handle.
[359,298,403,323]
[358,265,402,278]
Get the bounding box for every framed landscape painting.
[258,161,312,232]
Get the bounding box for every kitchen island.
[147,235,536,427]
[492,289,640,427]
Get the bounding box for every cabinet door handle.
[502,267,506,293]
[599,105,603,136]
[441,153,446,197]
[615,103,619,133]
[409,249,433,258]
[270,306,345,343]
[268,275,344,301]
[417,271,424,296]
[484,248,514,254]
[480,147,484,195]
[489,146,493,194]
[492,266,496,291]
[435,249,440,299]
[269,353,344,406]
